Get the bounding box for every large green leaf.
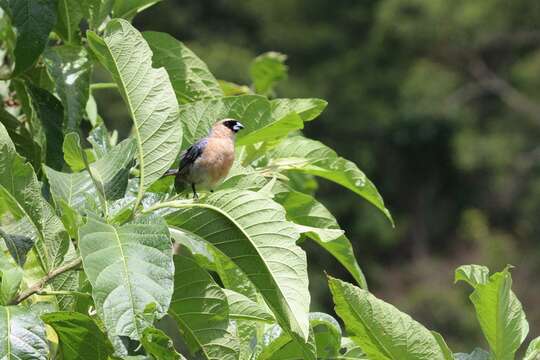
[0,125,69,271]
[27,84,64,170]
[275,189,367,288]
[168,254,239,360]
[9,0,57,75]
[163,190,310,342]
[0,305,49,359]
[45,137,136,213]
[54,0,84,43]
[328,276,449,360]
[250,52,287,96]
[44,46,91,132]
[178,95,271,147]
[79,215,174,342]
[270,136,393,224]
[41,311,114,360]
[457,267,528,360]
[143,31,223,104]
[87,19,181,207]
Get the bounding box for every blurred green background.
[97,0,540,352]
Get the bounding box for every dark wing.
[178,138,208,172]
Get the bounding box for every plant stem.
[90,82,117,91]
[10,258,83,305]
[36,290,91,298]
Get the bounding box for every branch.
[469,58,540,125]
[10,258,83,305]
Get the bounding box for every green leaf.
[54,0,84,43]
[238,111,303,146]
[112,0,161,19]
[250,52,287,95]
[27,84,65,170]
[0,266,22,304]
[168,254,239,360]
[0,228,33,267]
[9,0,57,75]
[141,327,186,360]
[41,311,114,360]
[45,137,136,212]
[86,0,113,30]
[328,276,449,360]
[454,264,490,287]
[275,189,367,288]
[454,348,490,360]
[79,215,174,342]
[431,331,454,360]
[0,125,69,271]
[143,31,224,104]
[270,98,327,122]
[270,136,393,224]
[524,337,540,360]
[219,80,251,96]
[62,132,88,172]
[338,337,368,360]
[44,46,91,132]
[0,305,49,359]
[223,289,274,323]
[463,268,528,360]
[163,189,310,341]
[257,325,317,360]
[178,95,271,147]
[0,107,41,171]
[87,19,182,207]
[310,312,342,359]
[88,123,113,157]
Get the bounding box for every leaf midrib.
[110,225,140,338]
[334,284,398,360]
[97,29,146,207]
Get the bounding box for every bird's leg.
[191,183,199,200]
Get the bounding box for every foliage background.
[87,0,540,352]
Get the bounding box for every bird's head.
[211,119,244,138]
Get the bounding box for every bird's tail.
[163,168,178,177]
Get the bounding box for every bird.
[164,119,244,199]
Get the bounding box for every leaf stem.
[90,82,117,91]
[9,258,83,305]
[141,199,195,214]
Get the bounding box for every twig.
[10,258,83,305]
[36,290,91,298]
[469,57,540,125]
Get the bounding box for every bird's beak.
[233,122,244,132]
